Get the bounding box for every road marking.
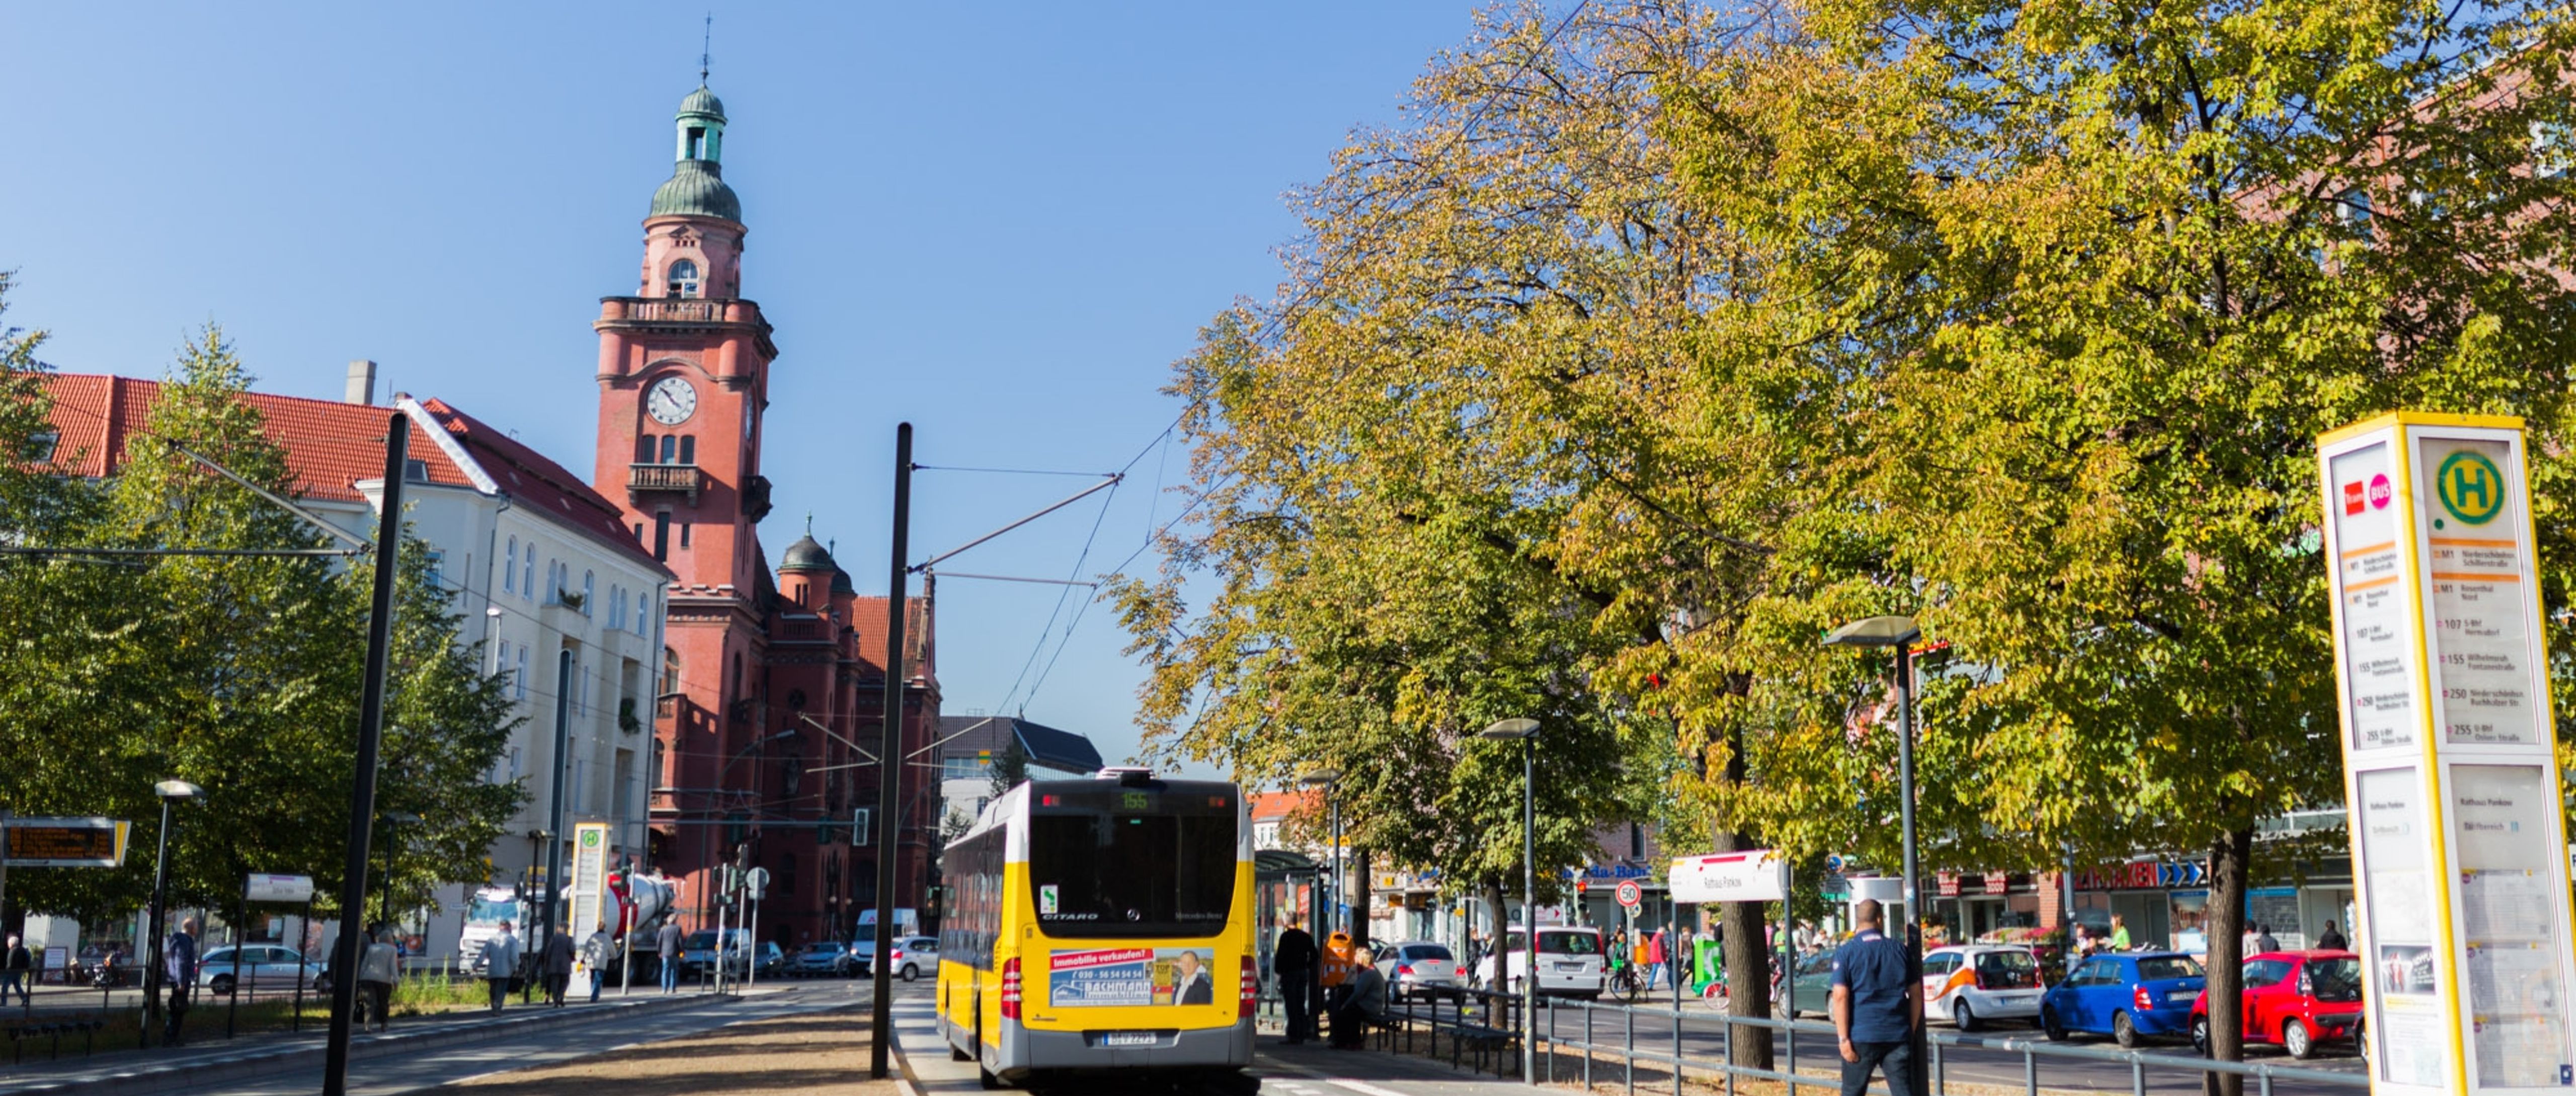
[1267,1064,1415,1096]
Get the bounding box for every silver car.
[1374,941,1463,1000]
[196,945,327,995]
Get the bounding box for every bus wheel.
[977,1067,1005,1090]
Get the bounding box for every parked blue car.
[2040,952,2207,1048]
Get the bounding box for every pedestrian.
[1647,927,1668,991]
[164,916,201,1046]
[655,918,684,992]
[1328,946,1388,1050]
[540,926,575,1006]
[1272,924,1318,1045]
[482,920,520,1012]
[2106,914,2130,952]
[1830,900,1918,1096]
[2,934,30,1007]
[583,923,614,1003]
[358,927,400,1033]
[2255,923,2279,953]
[2317,920,2349,952]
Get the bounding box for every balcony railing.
[619,298,730,324]
[628,462,705,503]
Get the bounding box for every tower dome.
[651,84,741,222]
[780,533,835,573]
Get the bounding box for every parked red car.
[2190,950,2364,1060]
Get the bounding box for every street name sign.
[2318,413,2576,1094]
[244,873,313,903]
[3,818,129,867]
[1669,850,1784,904]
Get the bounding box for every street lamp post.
[141,779,204,1049]
[1479,718,1540,1085]
[1298,771,1341,938]
[377,812,421,930]
[1822,615,1925,1092]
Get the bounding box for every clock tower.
[591,83,780,910]
[592,83,775,590]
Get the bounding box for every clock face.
[646,376,697,426]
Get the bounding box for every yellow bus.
[938,769,1255,1088]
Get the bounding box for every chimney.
[344,359,378,405]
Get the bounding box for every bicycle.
[1608,963,1646,1003]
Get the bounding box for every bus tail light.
[1001,958,1023,1020]
[1240,956,1258,1017]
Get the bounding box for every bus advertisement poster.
[1050,948,1221,1007]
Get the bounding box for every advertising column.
[2317,413,2576,1095]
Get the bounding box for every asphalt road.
[151,979,883,1096]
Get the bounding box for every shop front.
[1931,870,2049,944]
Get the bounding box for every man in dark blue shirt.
[1830,899,1918,1096]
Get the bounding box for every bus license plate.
[1100,1032,1158,1047]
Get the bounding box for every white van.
[1475,924,1606,999]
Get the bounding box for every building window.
[24,430,58,463]
[496,640,511,688]
[659,435,677,463]
[636,434,657,463]
[685,128,707,161]
[653,513,671,561]
[669,258,701,298]
[516,647,530,700]
[662,647,680,695]
[504,536,517,593]
[425,550,444,585]
[583,570,596,616]
[678,435,696,465]
[680,522,692,549]
[522,543,537,600]
[610,586,625,631]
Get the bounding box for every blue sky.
[1,2,1489,775]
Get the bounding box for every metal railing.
[1305,980,2368,1096]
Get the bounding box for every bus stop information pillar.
[2316,413,2576,1094]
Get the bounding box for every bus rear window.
[1028,787,1237,940]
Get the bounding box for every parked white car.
[196,945,328,995]
[1923,945,2046,1031]
[1375,940,1463,1000]
[1474,925,1605,999]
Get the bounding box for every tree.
[1666,0,2576,1084]
[987,738,1030,799]
[0,321,523,927]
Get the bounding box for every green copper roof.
[651,159,741,221]
[679,86,726,121]
[780,533,836,573]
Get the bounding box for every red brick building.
[589,83,940,946]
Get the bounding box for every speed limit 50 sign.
[1615,880,1643,908]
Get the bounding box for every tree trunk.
[2202,827,2253,1096]
[1484,876,1509,983]
[1353,847,1374,949]
[1713,725,1772,1069]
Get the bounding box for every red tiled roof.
[34,373,670,578]
[1250,790,1319,822]
[414,399,669,576]
[848,594,936,679]
[36,373,471,502]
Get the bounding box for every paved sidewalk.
[450,1002,896,1096]
[0,989,733,1096]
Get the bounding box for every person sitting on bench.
[1329,946,1389,1049]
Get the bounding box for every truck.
[604,869,680,981]
[459,885,545,975]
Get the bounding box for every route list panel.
[2451,764,2573,1088]
[2419,436,2541,747]
[2329,442,2414,751]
